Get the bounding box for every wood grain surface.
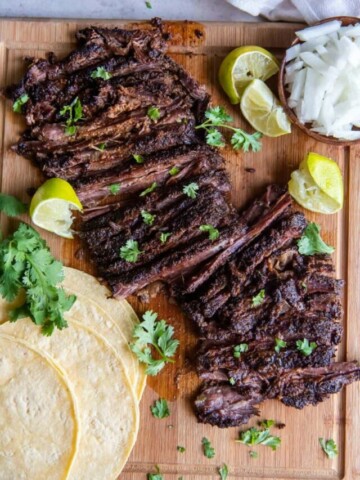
[0,18,359,480]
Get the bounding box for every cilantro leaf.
[90,66,112,80]
[259,419,275,429]
[202,437,215,458]
[160,232,171,243]
[150,398,170,418]
[169,166,180,176]
[147,466,163,480]
[0,194,27,217]
[252,289,265,307]
[296,338,317,356]
[177,445,186,453]
[147,106,161,122]
[205,106,233,125]
[199,224,220,241]
[206,129,225,148]
[229,377,236,385]
[133,154,144,164]
[218,463,228,480]
[60,97,83,136]
[141,210,156,226]
[183,182,199,199]
[130,310,179,376]
[236,426,281,451]
[0,223,76,335]
[319,438,338,458]
[275,337,287,354]
[145,1,152,8]
[119,239,142,263]
[108,183,121,195]
[13,93,29,113]
[298,223,334,256]
[140,182,157,197]
[231,130,262,152]
[233,343,248,358]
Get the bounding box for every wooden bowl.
[278,16,360,146]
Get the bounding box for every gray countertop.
[0,0,259,22]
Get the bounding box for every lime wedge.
[288,153,343,214]
[219,46,279,104]
[240,79,291,137]
[30,178,83,238]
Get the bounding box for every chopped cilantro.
[274,337,287,354]
[252,289,265,307]
[202,437,215,458]
[141,210,156,225]
[119,239,142,263]
[298,223,334,256]
[296,338,317,356]
[199,224,220,241]
[160,232,171,243]
[13,93,29,113]
[183,182,199,199]
[151,398,170,419]
[133,154,144,164]
[90,66,112,80]
[319,438,338,458]
[108,183,121,195]
[147,106,160,122]
[233,343,248,358]
[140,182,157,197]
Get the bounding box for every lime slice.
[240,79,291,137]
[30,178,83,238]
[288,154,343,214]
[306,152,343,208]
[219,46,279,104]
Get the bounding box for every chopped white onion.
[285,20,360,140]
[295,20,341,42]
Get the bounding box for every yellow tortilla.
[0,318,139,480]
[0,334,78,480]
[63,267,147,399]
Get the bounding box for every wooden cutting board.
[0,18,359,480]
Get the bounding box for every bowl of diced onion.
[278,17,360,145]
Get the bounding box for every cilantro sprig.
[60,97,83,136]
[141,210,156,226]
[183,182,199,199]
[236,424,281,451]
[296,338,317,356]
[298,223,334,256]
[202,437,215,458]
[119,239,142,263]
[130,310,179,375]
[0,223,76,335]
[195,106,262,152]
[233,343,248,358]
[319,438,338,458]
[13,93,29,113]
[91,66,112,80]
[0,194,27,217]
[151,398,170,419]
[199,224,220,241]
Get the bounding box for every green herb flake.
[177,445,186,453]
[60,97,83,136]
[150,398,170,419]
[233,343,248,359]
[13,93,29,113]
[0,223,76,335]
[259,419,275,429]
[202,437,215,459]
[199,224,220,241]
[147,466,163,480]
[183,182,199,199]
[252,289,265,307]
[141,210,156,226]
[140,182,157,197]
[97,143,106,151]
[169,166,180,176]
[133,154,144,164]
[319,438,338,459]
[236,426,281,451]
[119,239,142,263]
[296,338,317,356]
[297,223,334,256]
[218,463,228,480]
[145,0,152,8]
[130,310,179,376]
[160,232,171,244]
[90,66,112,80]
[274,337,287,354]
[147,106,161,122]
[0,194,27,217]
[195,106,262,152]
[229,377,236,385]
[108,183,121,195]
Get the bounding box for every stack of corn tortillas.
[0,267,145,480]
